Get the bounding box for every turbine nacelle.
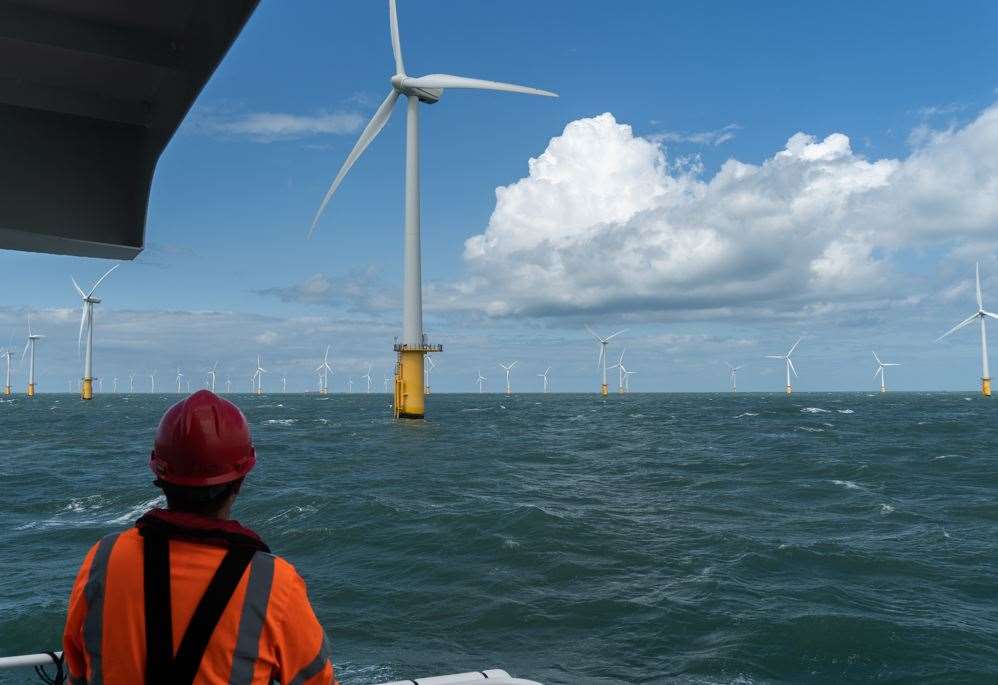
[391,74,441,103]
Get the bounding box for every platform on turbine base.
[393,343,444,353]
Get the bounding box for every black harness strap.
[141,529,256,685]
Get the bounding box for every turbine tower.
[149,370,156,394]
[499,361,517,396]
[112,376,118,393]
[363,364,373,394]
[538,367,550,393]
[587,326,626,396]
[725,362,744,393]
[225,376,231,394]
[621,365,636,393]
[175,368,183,394]
[476,370,487,393]
[128,372,135,393]
[71,265,119,401]
[766,338,801,395]
[22,316,43,397]
[282,375,288,393]
[309,0,557,420]
[872,352,900,393]
[937,262,998,396]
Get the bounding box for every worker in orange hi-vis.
[62,390,338,685]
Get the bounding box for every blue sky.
[3,1,998,393]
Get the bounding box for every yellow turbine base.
[2,386,10,396]
[81,378,93,400]
[785,385,793,396]
[395,350,426,419]
[600,383,608,396]
[983,377,992,397]
[27,383,35,398]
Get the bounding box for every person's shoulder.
[267,552,308,587]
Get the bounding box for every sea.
[1,392,996,684]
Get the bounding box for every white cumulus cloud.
[452,106,998,319]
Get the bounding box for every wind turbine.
[185,378,190,393]
[347,377,354,393]
[282,374,287,393]
[384,371,392,393]
[363,364,373,394]
[476,370,487,393]
[252,356,266,395]
[622,365,636,393]
[112,376,118,393]
[937,262,998,396]
[1,340,13,396]
[499,361,517,395]
[586,326,626,396]
[22,316,43,397]
[149,370,156,394]
[872,352,900,393]
[424,356,436,395]
[766,338,801,395]
[97,377,104,393]
[725,362,744,393]
[175,368,184,394]
[71,264,119,401]
[206,361,219,392]
[609,348,627,394]
[309,0,557,420]
[537,367,551,393]
[225,376,231,394]
[128,372,135,393]
[316,346,333,395]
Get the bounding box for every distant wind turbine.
[22,315,43,397]
[308,0,556,420]
[128,372,135,393]
[225,376,231,394]
[766,338,801,395]
[587,325,626,396]
[71,264,119,401]
[725,362,744,393]
[112,376,118,393]
[476,369,487,393]
[937,262,998,396]
[609,348,627,394]
[363,364,373,393]
[282,374,287,393]
[1,343,13,396]
[316,346,333,395]
[206,361,219,392]
[872,352,900,393]
[499,361,517,395]
[252,356,266,395]
[149,370,156,393]
[537,367,551,393]
[424,356,436,395]
[175,368,183,394]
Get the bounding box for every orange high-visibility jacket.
[63,511,338,685]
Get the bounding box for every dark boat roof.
[0,0,258,259]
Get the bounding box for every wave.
[801,407,830,413]
[797,426,825,433]
[836,409,855,414]
[880,503,895,515]
[263,418,297,425]
[832,479,862,490]
[735,412,759,418]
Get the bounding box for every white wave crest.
[801,407,830,413]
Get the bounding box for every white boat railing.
[0,653,542,685]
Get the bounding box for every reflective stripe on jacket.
[62,521,337,685]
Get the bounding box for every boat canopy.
[0,0,258,259]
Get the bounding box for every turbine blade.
[21,340,29,360]
[402,74,557,97]
[984,311,998,321]
[605,329,627,340]
[873,351,882,365]
[71,276,86,299]
[765,355,783,359]
[584,324,601,342]
[596,346,604,369]
[308,89,400,238]
[936,313,979,341]
[787,337,802,356]
[788,358,798,377]
[976,261,983,310]
[389,0,404,74]
[874,366,883,378]
[78,305,89,351]
[88,264,120,296]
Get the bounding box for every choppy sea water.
[1,392,996,684]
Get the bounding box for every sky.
[3,0,998,393]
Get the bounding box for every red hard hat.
[150,390,256,487]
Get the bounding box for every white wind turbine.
[22,315,43,397]
[175,368,184,393]
[252,356,267,395]
[622,365,636,393]
[282,374,288,393]
[537,367,551,393]
[308,0,557,420]
[2,335,13,396]
[499,361,517,395]
[112,376,118,393]
[149,370,156,393]
[725,362,744,393]
[609,348,627,393]
[185,378,190,393]
[315,346,333,395]
[225,376,231,394]
[347,377,354,393]
[476,369,487,393]
[937,262,998,396]
[766,338,801,395]
[363,364,373,394]
[71,264,119,401]
[384,372,392,393]
[586,325,626,396]
[206,361,219,392]
[872,352,900,393]
[424,356,436,394]
[128,372,135,393]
